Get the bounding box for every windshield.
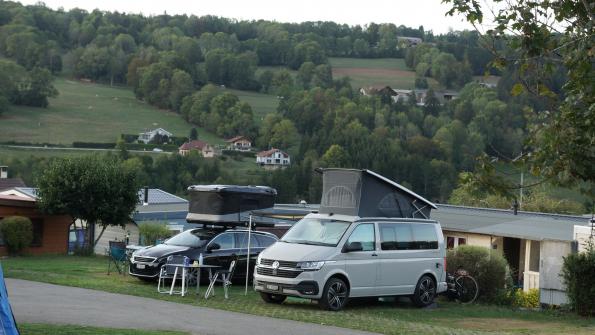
[164,229,215,247]
[281,218,351,247]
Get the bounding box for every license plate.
[266,284,279,291]
[136,264,145,269]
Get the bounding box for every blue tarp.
[0,264,19,335]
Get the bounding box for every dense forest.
[0,1,584,212]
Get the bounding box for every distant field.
[0,146,167,160]
[220,87,279,123]
[329,57,439,90]
[0,78,223,145]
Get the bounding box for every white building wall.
[540,240,571,305]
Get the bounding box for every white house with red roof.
[256,148,290,169]
[178,140,215,158]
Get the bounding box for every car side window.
[345,223,375,251]
[210,233,234,249]
[255,234,276,248]
[380,223,413,250]
[236,232,262,248]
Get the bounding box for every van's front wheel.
[319,277,349,311]
[259,292,287,304]
[411,275,436,307]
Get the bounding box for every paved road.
[6,279,378,335]
[1,145,172,154]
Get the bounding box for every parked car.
[253,213,447,311]
[129,228,278,283]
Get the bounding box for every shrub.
[0,216,33,255]
[561,244,595,316]
[138,222,172,246]
[512,288,540,308]
[447,245,509,301]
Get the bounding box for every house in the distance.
[225,136,252,151]
[0,166,26,192]
[137,128,173,144]
[256,148,290,169]
[178,140,215,158]
[397,36,423,47]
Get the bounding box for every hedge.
[0,216,33,255]
[72,141,116,149]
[446,245,509,301]
[561,244,595,316]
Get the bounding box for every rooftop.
[0,178,26,191]
[138,189,188,205]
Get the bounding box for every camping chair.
[107,241,128,275]
[205,259,237,299]
[157,255,189,294]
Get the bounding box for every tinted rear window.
[380,223,438,250]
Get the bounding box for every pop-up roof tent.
[186,185,277,225]
[318,168,436,219]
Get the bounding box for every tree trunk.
[93,225,108,247]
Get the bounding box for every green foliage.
[0,60,57,108]
[138,222,172,246]
[447,245,509,301]
[0,216,33,255]
[511,288,540,309]
[561,244,595,316]
[444,0,595,198]
[37,156,140,247]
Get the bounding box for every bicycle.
[445,268,479,304]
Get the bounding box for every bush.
[0,216,33,255]
[447,245,509,301]
[72,141,116,149]
[561,244,595,316]
[512,288,540,308]
[138,222,172,246]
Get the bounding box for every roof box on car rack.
[186,185,277,226]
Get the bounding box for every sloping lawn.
[0,78,223,145]
[3,256,595,335]
[20,324,188,335]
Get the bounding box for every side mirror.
[207,243,220,252]
[343,241,363,253]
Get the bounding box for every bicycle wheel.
[455,275,479,304]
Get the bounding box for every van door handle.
[371,253,378,257]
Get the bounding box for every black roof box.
[318,169,436,219]
[186,185,277,225]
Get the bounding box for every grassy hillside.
[0,78,223,145]
[221,87,279,123]
[329,57,439,90]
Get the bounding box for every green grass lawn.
[0,145,169,160]
[3,256,594,335]
[20,324,188,335]
[0,78,223,145]
[220,87,279,123]
[329,57,440,90]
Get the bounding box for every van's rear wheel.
[319,277,349,311]
[259,292,287,304]
[411,275,436,307]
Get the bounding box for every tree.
[189,127,198,140]
[37,156,140,250]
[444,0,595,197]
[168,69,193,111]
[321,144,350,168]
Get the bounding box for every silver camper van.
[254,169,447,311]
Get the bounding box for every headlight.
[297,261,325,271]
[256,254,262,265]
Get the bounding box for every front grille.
[129,264,160,277]
[257,267,302,278]
[260,259,298,268]
[133,256,156,263]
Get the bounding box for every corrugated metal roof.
[433,204,589,242]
